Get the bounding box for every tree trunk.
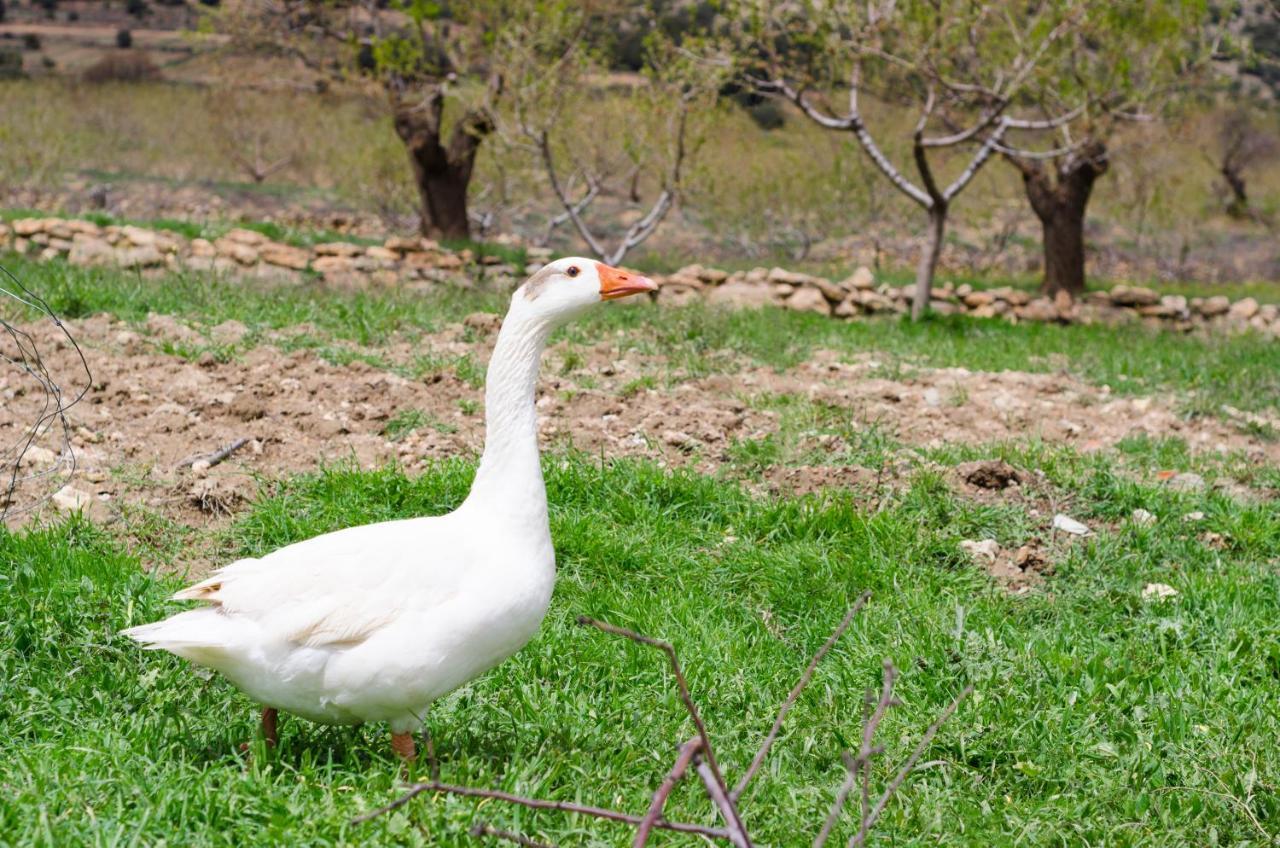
[1012,140,1108,299]
[391,87,492,241]
[912,204,947,321]
[1221,164,1249,218]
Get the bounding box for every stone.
[706,280,773,309]
[783,286,831,315]
[662,429,699,451]
[833,295,861,318]
[119,225,157,247]
[67,235,115,266]
[1052,514,1091,535]
[964,290,995,308]
[1017,298,1059,322]
[1110,285,1160,307]
[1196,295,1230,317]
[190,238,216,257]
[845,266,875,289]
[1142,582,1179,601]
[52,485,108,522]
[1131,508,1157,527]
[1166,471,1206,493]
[214,238,260,265]
[960,538,1001,564]
[312,256,357,275]
[222,227,270,246]
[1227,297,1259,321]
[314,241,364,257]
[116,245,165,268]
[365,246,400,262]
[259,242,310,270]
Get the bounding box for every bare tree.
[496,18,725,265]
[737,0,1082,319]
[1209,106,1279,220]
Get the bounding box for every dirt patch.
[3,316,1276,537]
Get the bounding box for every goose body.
[124,259,657,750]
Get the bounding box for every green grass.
[5,256,1276,418]
[2,456,1278,845]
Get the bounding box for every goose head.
[514,257,657,326]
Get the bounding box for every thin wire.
[0,262,92,520]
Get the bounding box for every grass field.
[1,250,1279,845]
[2,454,1278,846]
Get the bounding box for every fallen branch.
[634,737,702,847]
[351,779,729,839]
[469,821,557,848]
[733,591,872,802]
[355,598,971,847]
[175,437,251,471]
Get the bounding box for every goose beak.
[597,263,658,301]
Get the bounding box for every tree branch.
[733,593,872,802]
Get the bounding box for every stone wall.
[2,216,1277,337]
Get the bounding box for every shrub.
[116,29,133,49]
[81,51,161,83]
[0,46,24,80]
[125,0,149,16]
[21,33,40,51]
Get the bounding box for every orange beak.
[597,262,658,301]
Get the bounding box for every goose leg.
[391,732,416,762]
[261,707,279,747]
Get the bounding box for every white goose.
[124,258,657,760]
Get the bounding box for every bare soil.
[3,312,1276,540]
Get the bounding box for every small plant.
[458,398,480,416]
[383,408,428,442]
[116,29,133,49]
[82,51,161,83]
[618,376,656,398]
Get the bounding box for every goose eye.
[566,266,580,278]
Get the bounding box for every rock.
[963,290,996,308]
[119,224,157,247]
[52,485,108,522]
[20,445,56,465]
[365,245,399,262]
[706,280,773,309]
[116,245,165,268]
[1141,582,1179,601]
[662,429,699,452]
[1052,514,1091,535]
[957,459,1021,489]
[214,237,260,265]
[210,319,249,345]
[314,241,364,257]
[1110,285,1160,307]
[783,286,831,315]
[190,237,216,257]
[114,329,142,352]
[1131,508,1157,527]
[960,538,1001,563]
[1017,298,1059,322]
[312,256,357,276]
[1182,511,1205,522]
[923,387,942,407]
[1196,295,1230,317]
[260,242,310,270]
[67,235,116,266]
[1165,472,1206,493]
[144,312,200,343]
[221,228,269,246]
[1227,297,1259,321]
[844,266,876,290]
